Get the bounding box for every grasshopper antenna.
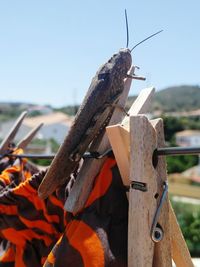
[125,9,129,48]
[130,30,163,52]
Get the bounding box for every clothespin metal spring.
[151,181,168,242]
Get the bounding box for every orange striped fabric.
[43,157,128,267]
[0,147,67,267]
[0,168,67,267]
[0,149,42,266]
[0,149,28,189]
[0,155,128,267]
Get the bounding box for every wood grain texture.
[106,114,191,266]
[152,119,172,267]
[17,123,43,149]
[170,202,194,267]
[106,87,155,186]
[122,87,155,128]
[128,115,157,267]
[0,111,27,153]
[106,125,130,186]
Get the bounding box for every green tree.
[172,200,200,257]
[162,116,185,142]
[166,155,198,174]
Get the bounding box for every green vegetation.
[163,116,200,142]
[160,116,200,173]
[28,138,59,166]
[171,199,200,257]
[30,158,52,166]
[1,85,200,118]
[127,85,200,113]
[55,105,79,116]
[166,155,198,174]
[28,110,43,117]
[0,112,22,122]
[0,102,28,122]
[154,85,200,112]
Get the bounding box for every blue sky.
[0,0,199,107]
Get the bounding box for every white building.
[0,112,73,145]
[176,130,200,147]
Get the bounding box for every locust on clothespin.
[38,9,164,200]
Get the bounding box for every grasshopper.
[38,13,162,199]
[38,48,132,199]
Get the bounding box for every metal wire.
[2,149,113,160]
[156,146,200,156]
[1,146,199,161]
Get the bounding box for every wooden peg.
[151,119,172,267]
[0,111,28,153]
[128,115,157,267]
[17,123,43,149]
[122,87,155,129]
[169,202,194,267]
[106,87,155,186]
[107,114,193,266]
[106,125,130,186]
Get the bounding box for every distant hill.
[0,86,200,121]
[0,102,53,121]
[154,85,200,112]
[127,85,200,112]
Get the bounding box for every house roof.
[169,165,200,184]
[176,130,200,137]
[181,165,200,183]
[24,112,73,128]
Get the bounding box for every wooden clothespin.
[17,123,43,149]
[106,103,193,266]
[0,111,43,155]
[0,111,28,154]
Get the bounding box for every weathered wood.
[106,87,155,186]
[107,114,192,266]
[152,119,172,267]
[122,87,155,128]
[169,202,194,267]
[17,123,44,149]
[65,86,155,213]
[0,111,27,154]
[106,125,130,185]
[128,115,157,267]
